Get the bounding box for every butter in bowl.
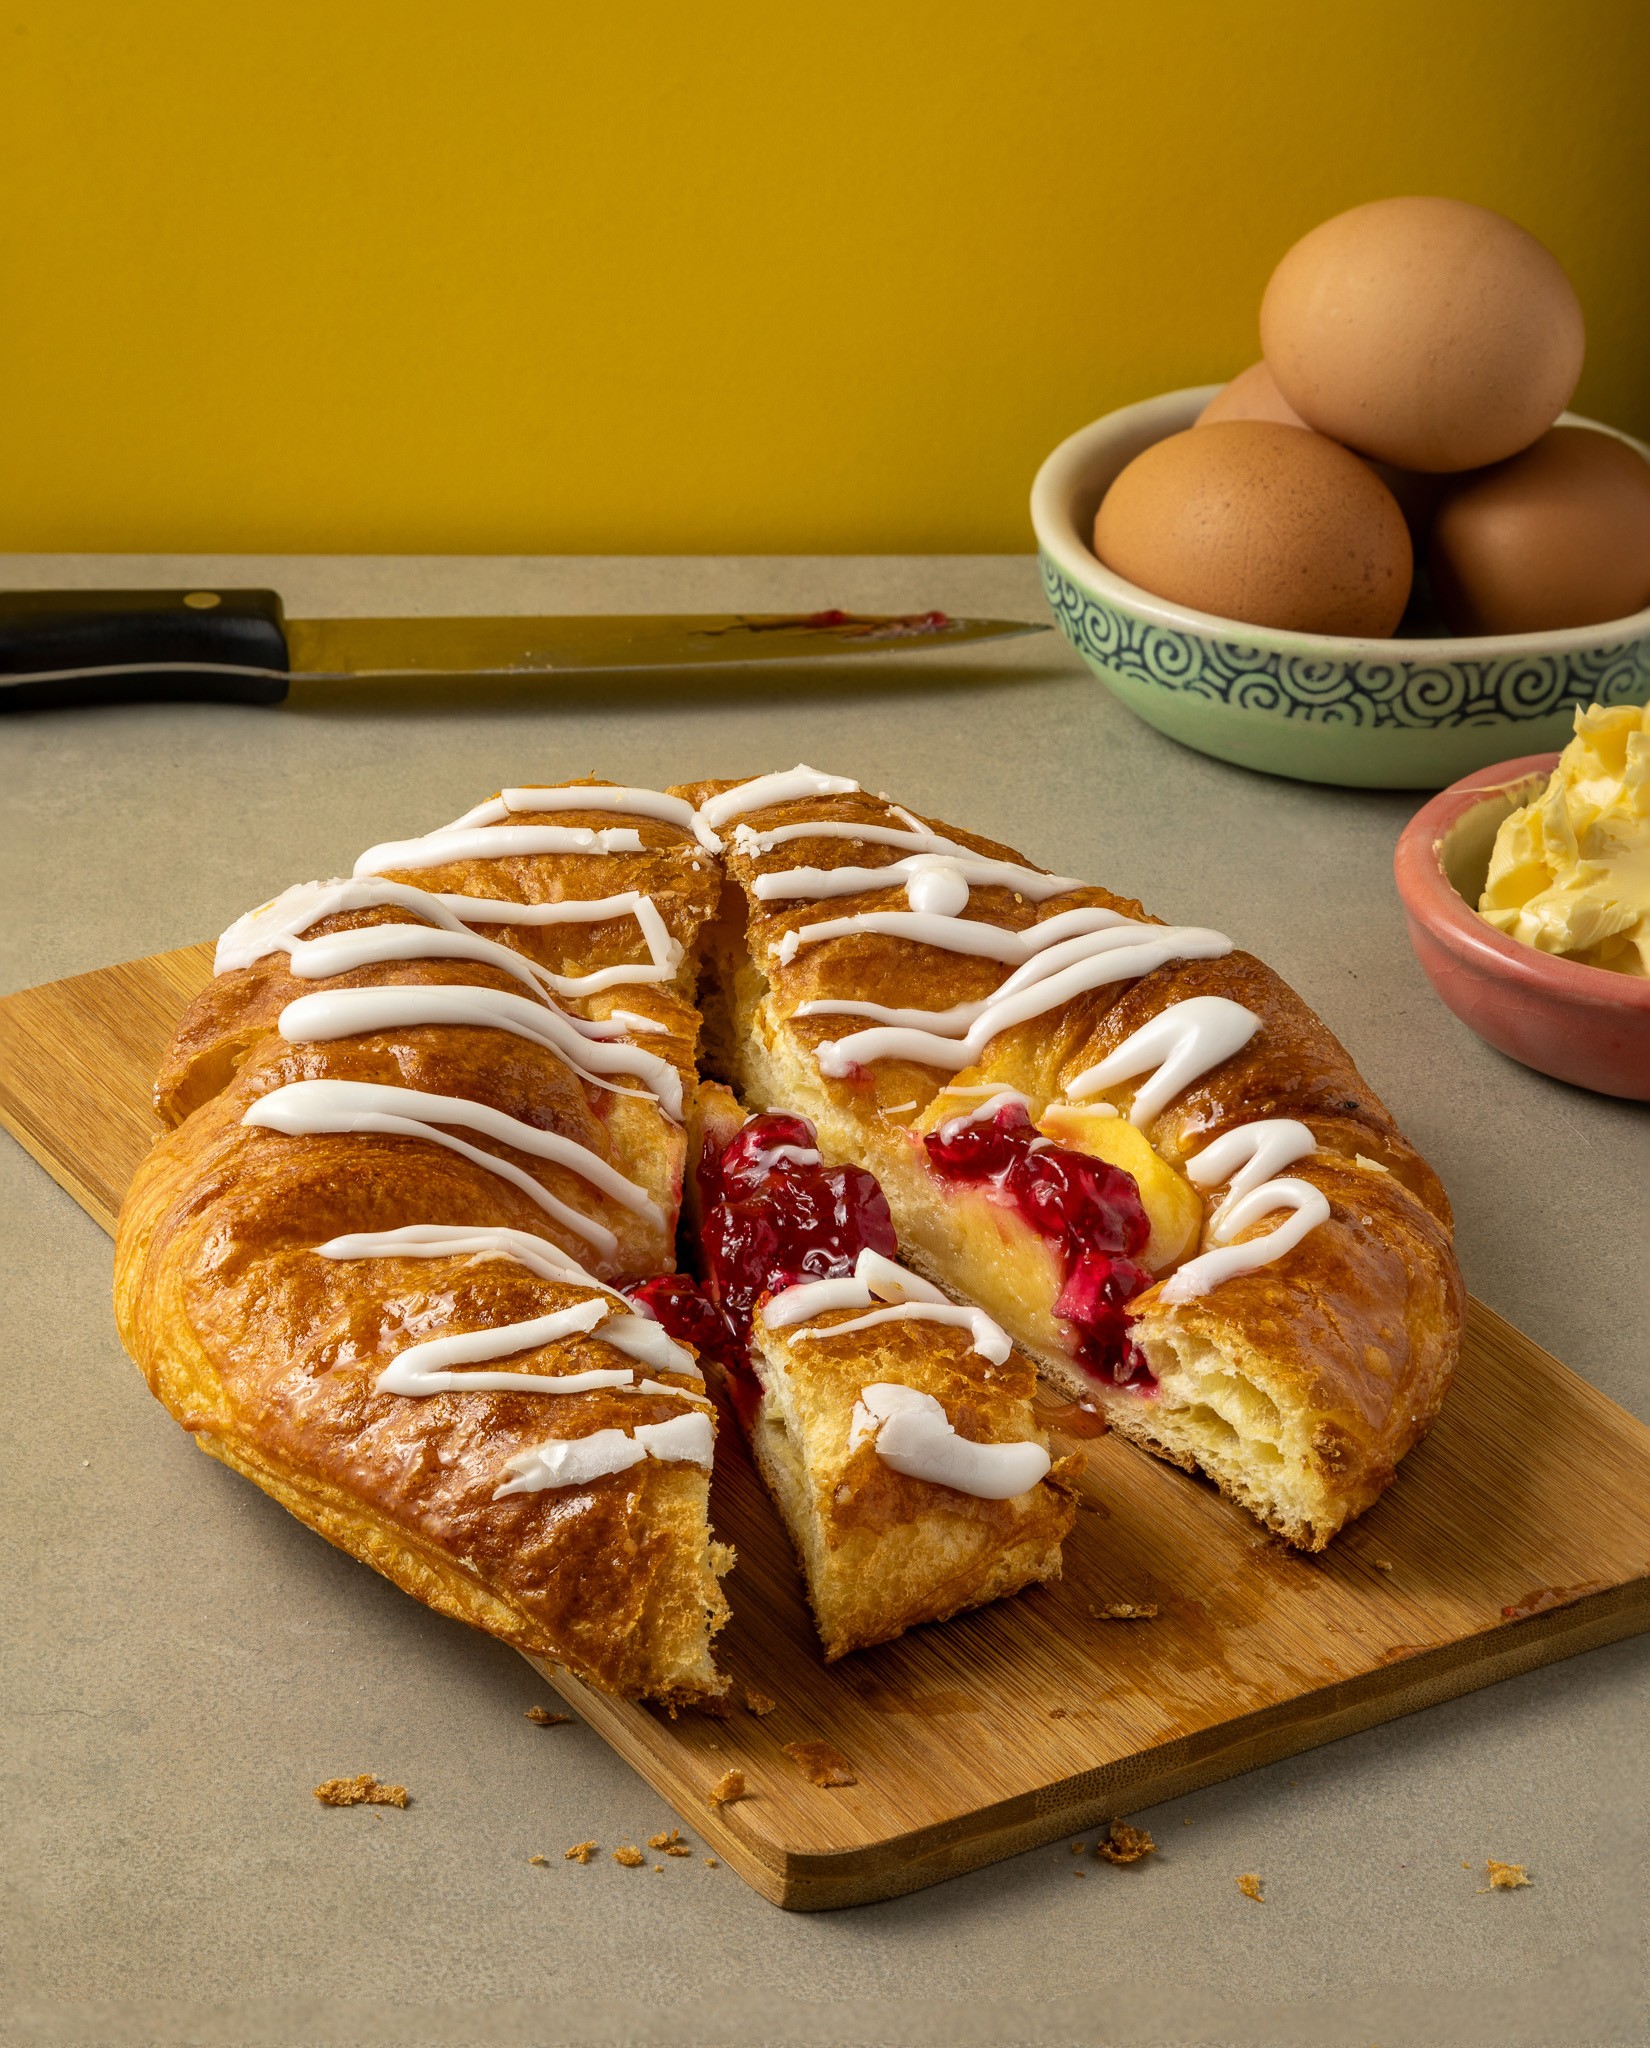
[1394,701,1650,1098]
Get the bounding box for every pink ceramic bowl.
[1395,754,1650,1100]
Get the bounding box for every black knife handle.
[0,589,291,710]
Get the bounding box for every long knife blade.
[0,590,1046,711]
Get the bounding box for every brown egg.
[1093,421,1412,636]
[1199,362,1443,540]
[1430,426,1650,634]
[1195,361,1306,428]
[1260,197,1585,472]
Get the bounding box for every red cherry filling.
[622,1272,740,1374]
[924,1100,1157,1388]
[697,1111,896,1348]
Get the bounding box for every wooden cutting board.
[5,945,1650,1911]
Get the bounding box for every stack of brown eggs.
[1093,198,1650,639]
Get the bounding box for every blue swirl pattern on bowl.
[1039,553,1650,730]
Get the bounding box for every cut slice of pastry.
[117,782,732,1703]
[678,768,1462,1550]
[677,1084,1075,1658]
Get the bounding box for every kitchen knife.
[0,590,1047,710]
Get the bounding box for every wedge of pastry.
[680,768,1462,1550]
[117,783,733,1704]
[676,1083,1075,1657]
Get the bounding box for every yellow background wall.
[2,1,1646,555]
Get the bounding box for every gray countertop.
[3,555,1645,2048]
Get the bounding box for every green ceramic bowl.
[1030,386,1650,788]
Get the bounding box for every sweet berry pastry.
[115,763,1460,1717]
[682,767,1462,1550]
[683,1083,1076,1657]
[118,786,734,1705]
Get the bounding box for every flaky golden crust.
[117,785,731,1703]
[679,778,1462,1548]
[749,1309,1077,1659]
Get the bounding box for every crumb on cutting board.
[1485,1860,1531,1890]
[1236,1873,1265,1903]
[1096,1821,1155,1865]
[563,1840,598,1864]
[708,1769,747,1807]
[783,1740,857,1788]
[1089,1602,1159,1620]
[612,1845,645,1868]
[525,1706,573,1726]
[314,1774,408,1808]
[744,1689,778,1716]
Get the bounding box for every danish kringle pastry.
[115,774,1073,1703]
[683,765,1462,1551]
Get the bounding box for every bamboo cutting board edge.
[545,1577,1650,1910]
[4,944,1650,1913]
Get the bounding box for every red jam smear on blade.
[923,1100,1156,1388]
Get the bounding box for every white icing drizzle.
[493,1412,715,1497]
[796,921,1235,1077]
[276,983,683,1120]
[1184,1119,1319,1223]
[242,1079,667,1258]
[746,1141,823,1174]
[354,824,644,876]
[763,1249,1012,1366]
[317,1222,614,1291]
[752,851,1080,907]
[1159,1175,1332,1305]
[1065,996,1261,1127]
[444,784,718,851]
[845,1383,1051,1500]
[696,764,860,830]
[934,1088,1030,1140]
[374,1307,709,1398]
[779,900,1139,968]
[216,876,684,1000]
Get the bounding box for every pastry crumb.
[1070,1841,1086,1854]
[1089,1601,1158,1620]
[783,1740,857,1788]
[1373,1558,1395,1573]
[648,1827,692,1855]
[563,1840,598,1864]
[1486,1859,1531,1890]
[653,1863,664,1873]
[612,1845,645,1868]
[314,1774,407,1808]
[704,1857,719,1868]
[1072,1868,1087,1878]
[1095,1821,1155,1865]
[1236,1872,1265,1903]
[528,1854,547,1866]
[744,1688,779,1716]
[708,1769,747,1806]
[525,1706,573,1726]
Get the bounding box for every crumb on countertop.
[1486,1860,1531,1890]
[525,1706,574,1726]
[648,1827,692,1856]
[563,1840,598,1864]
[1089,1602,1159,1620]
[783,1740,857,1788]
[708,1769,747,1807]
[528,1854,547,1866]
[314,1774,408,1808]
[744,1689,779,1716]
[704,1857,720,1868]
[612,1845,645,1868]
[1096,1821,1155,1866]
[1237,1873,1265,1903]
